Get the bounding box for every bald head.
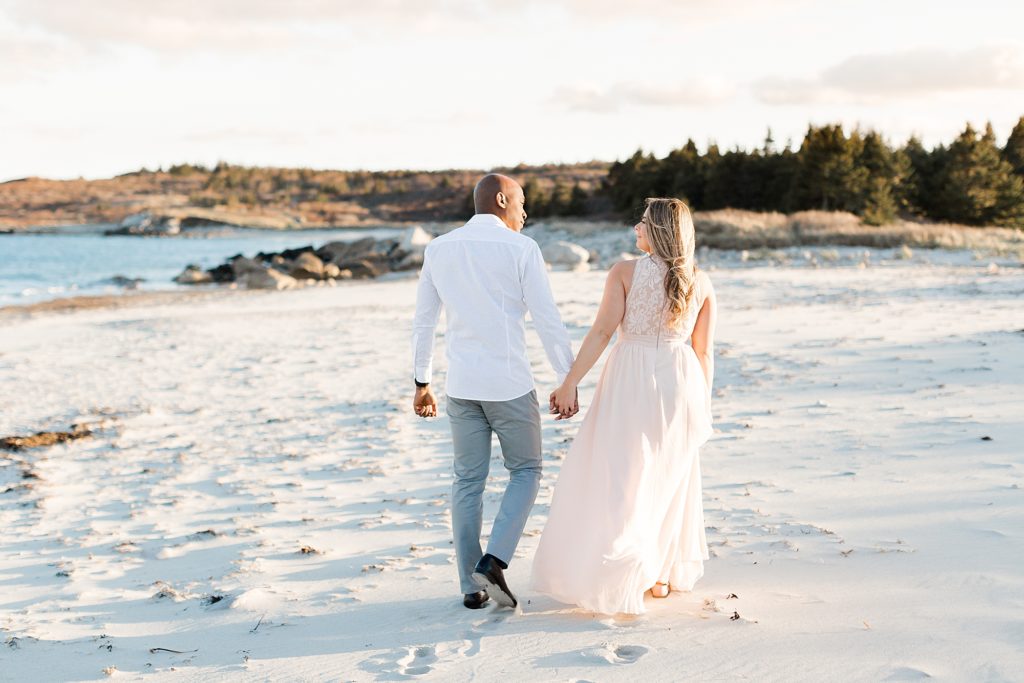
[473,174,517,212]
[473,173,527,232]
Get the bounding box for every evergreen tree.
[765,147,800,213]
[522,178,542,216]
[659,139,705,207]
[1003,116,1024,176]
[902,136,940,217]
[605,149,661,212]
[566,183,588,215]
[791,125,868,212]
[548,180,572,216]
[705,149,755,210]
[860,177,898,226]
[931,123,1024,226]
[857,131,905,224]
[599,117,1024,227]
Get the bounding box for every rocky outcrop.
[174,225,434,289]
[106,212,181,236]
[172,224,641,291]
[105,209,300,236]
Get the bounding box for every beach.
[1,252,1022,682]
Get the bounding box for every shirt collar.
[466,213,510,230]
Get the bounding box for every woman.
[532,197,717,615]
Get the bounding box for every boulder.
[237,267,298,290]
[395,226,431,257]
[395,252,425,271]
[174,265,213,284]
[391,226,432,270]
[336,259,380,279]
[278,245,316,261]
[290,251,325,279]
[323,263,342,279]
[372,239,400,259]
[541,240,590,271]
[317,237,375,264]
[207,263,235,283]
[231,256,265,278]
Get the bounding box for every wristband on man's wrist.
[414,379,430,388]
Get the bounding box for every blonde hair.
[643,197,697,329]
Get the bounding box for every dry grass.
[693,209,1024,255]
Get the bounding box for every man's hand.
[549,382,579,420]
[413,386,437,418]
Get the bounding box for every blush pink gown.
[531,254,713,615]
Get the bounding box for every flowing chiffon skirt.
[531,332,713,615]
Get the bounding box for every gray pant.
[447,390,542,594]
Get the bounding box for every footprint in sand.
[582,643,648,664]
[884,666,932,680]
[397,645,439,676]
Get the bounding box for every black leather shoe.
[463,591,489,609]
[471,554,517,608]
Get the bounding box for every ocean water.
[0,226,401,307]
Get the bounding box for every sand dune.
[1,250,1022,681]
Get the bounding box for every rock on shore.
[173,226,435,289]
[172,223,613,290]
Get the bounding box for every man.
[412,173,577,610]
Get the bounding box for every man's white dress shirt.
[412,213,574,401]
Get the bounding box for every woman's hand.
[549,382,579,420]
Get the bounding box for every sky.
[1,0,1023,181]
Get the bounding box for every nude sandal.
[651,582,670,598]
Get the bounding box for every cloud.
[551,79,735,113]
[0,32,87,83]
[1,0,815,57]
[1,0,496,54]
[552,0,812,22]
[754,46,1024,104]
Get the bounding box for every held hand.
[549,382,579,420]
[413,386,437,418]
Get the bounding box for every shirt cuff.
[414,367,432,385]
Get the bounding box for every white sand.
[1,252,1022,682]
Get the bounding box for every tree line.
[138,117,1024,228]
[602,117,1024,227]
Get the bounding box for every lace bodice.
[621,255,705,339]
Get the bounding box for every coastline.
[2,242,1019,317]
[6,211,1022,250]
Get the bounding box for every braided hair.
[643,197,697,329]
